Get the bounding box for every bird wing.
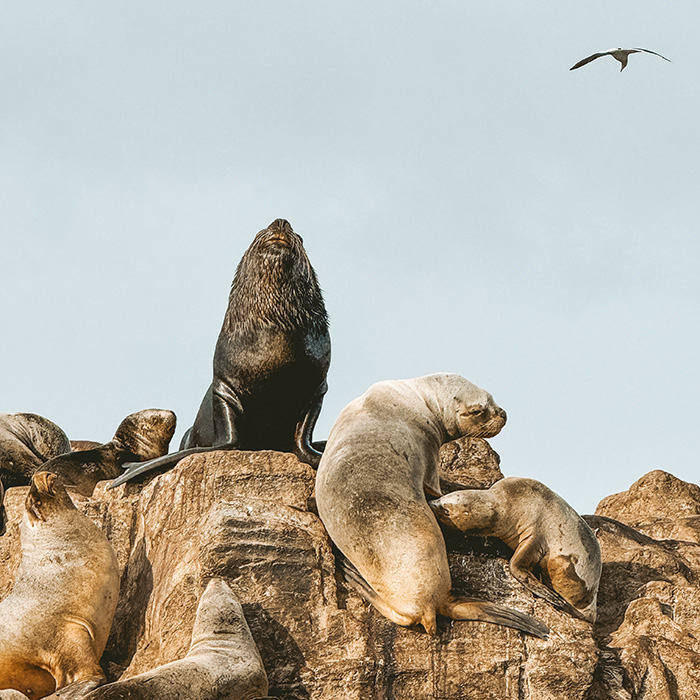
[569,52,610,71]
[632,48,671,62]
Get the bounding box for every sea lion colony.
[0,218,600,697]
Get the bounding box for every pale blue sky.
[2,1,698,513]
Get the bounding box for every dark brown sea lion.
[430,477,602,622]
[43,409,176,496]
[112,218,330,488]
[0,473,119,699]
[0,413,71,489]
[315,373,549,638]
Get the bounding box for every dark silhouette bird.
[570,47,671,72]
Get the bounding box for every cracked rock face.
[0,441,698,699]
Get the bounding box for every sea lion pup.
[71,579,268,700]
[42,409,176,497]
[0,472,119,699]
[315,373,549,638]
[0,413,71,489]
[112,218,331,488]
[430,478,602,623]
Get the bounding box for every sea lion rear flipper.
[109,444,237,489]
[109,448,202,488]
[444,596,549,638]
[339,558,419,628]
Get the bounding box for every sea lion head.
[430,489,497,532]
[226,218,328,332]
[426,374,507,440]
[247,218,312,271]
[25,472,76,523]
[112,409,177,462]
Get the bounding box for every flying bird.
[570,47,671,72]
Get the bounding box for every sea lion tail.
[443,596,549,638]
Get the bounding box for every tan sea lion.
[43,409,176,496]
[112,218,331,487]
[431,477,602,622]
[315,373,549,638]
[0,410,176,498]
[0,472,119,699]
[68,579,268,700]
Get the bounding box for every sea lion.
[42,409,176,497]
[0,472,119,699]
[0,479,5,537]
[0,414,71,489]
[315,373,549,638]
[112,218,330,488]
[69,441,101,451]
[69,579,268,700]
[430,477,602,622]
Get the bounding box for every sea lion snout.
[31,471,58,496]
[261,220,302,251]
[26,471,75,522]
[429,500,449,520]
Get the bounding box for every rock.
[438,436,504,490]
[596,470,700,543]
[3,446,700,699]
[53,579,268,700]
[583,470,700,699]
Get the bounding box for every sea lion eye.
[468,406,487,416]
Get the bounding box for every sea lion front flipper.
[294,380,328,468]
[509,541,591,622]
[444,595,550,639]
[43,445,121,497]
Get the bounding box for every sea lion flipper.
[109,444,237,488]
[510,556,592,622]
[445,596,550,639]
[294,380,328,468]
[211,380,243,446]
[339,559,420,629]
[109,449,201,488]
[44,678,104,699]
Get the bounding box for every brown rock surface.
[1,444,699,699]
[584,470,700,700]
[596,470,700,543]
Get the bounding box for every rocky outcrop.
[0,443,699,699]
[586,470,700,700]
